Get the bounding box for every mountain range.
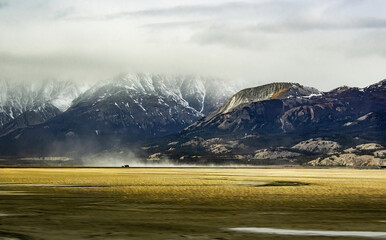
[0,80,86,137]
[143,80,386,167]
[0,73,237,156]
[0,75,384,167]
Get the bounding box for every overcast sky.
[0,0,385,90]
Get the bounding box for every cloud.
[341,30,386,58]
[0,0,385,91]
[188,17,386,50]
[63,1,299,22]
[53,7,76,20]
[255,18,386,32]
[105,2,269,19]
[0,1,8,9]
[141,20,203,30]
[190,25,270,49]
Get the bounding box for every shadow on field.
[0,231,32,240]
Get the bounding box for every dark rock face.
[0,104,61,137]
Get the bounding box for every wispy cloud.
[62,1,298,22]
[255,18,386,32]
[105,2,273,19]
[141,20,204,30]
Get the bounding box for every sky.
[0,0,385,91]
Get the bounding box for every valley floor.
[0,168,385,240]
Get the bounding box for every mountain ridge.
[0,73,237,156]
[0,79,85,131]
[142,79,385,166]
[0,77,384,168]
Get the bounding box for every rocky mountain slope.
[182,80,386,136]
[0,73,237,156]
[308,143,385,167]
[143,80,386,166]
[212,82,320,115]
[187,82,321,133]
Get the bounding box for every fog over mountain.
[0,0,385,90]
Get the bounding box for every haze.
[0,0,385,91]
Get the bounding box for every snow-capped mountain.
[64,73,238,137]
[0,79,86,135]
[0,73,237,156]
[74,73,236,115]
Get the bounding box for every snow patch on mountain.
[0,79,86,127]
[75,73,237,116]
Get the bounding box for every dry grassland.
[0,168,385,239]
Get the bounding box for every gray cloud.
[63,1,299,22]
[0,0,385,91]
[0,1,8,9]
[53,7,75,20]
[105,2,278,19]
[190,24,270,50]
[183,16,386,50]
[255,18,386,32]
[341,30,386,58]
[141,18,386,39]
[141,20,204,30]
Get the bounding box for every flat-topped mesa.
[213,82,320,115]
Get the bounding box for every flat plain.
[0,168,385,240]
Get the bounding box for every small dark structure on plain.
[122,165,130,168]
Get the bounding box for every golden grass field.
[0,168,385,240]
